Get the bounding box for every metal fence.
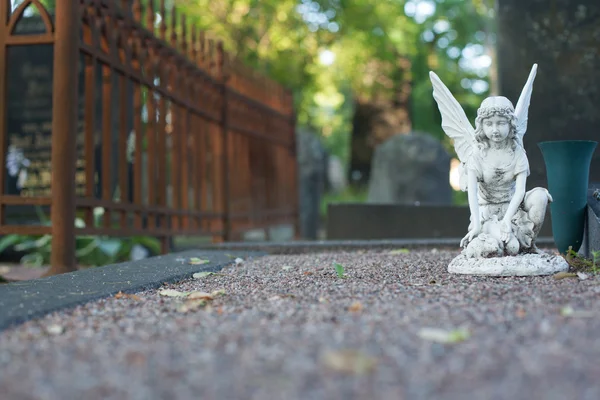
[0,0,299,274]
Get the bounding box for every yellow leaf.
[322,350,378,375]
[189,258,210,265]
[177,299,207,313]
[389,248,410,255]
[560,306,594,318]
[418,327,470,344]
[188,291,214,300]
[159,289,189,297]
[553,272,578,280]
[211,289,227,297]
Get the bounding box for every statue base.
[448,252,569,276]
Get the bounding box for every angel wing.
[429,71,476,191]
[429,71,476,163]
[513,64,538,144]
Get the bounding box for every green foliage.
[452,189,468,206]
[0,207,161,267]
[564,247,600,274]
[320,186,369,218]
[178,0,494,161]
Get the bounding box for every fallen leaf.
[322,350,378,375]
[553,272,578,280]
[177,299,207,313]
[577,272,589,280]
[211,289,227,297]
[389,248,410,255]
[304,271,313,276]
[187,291,214,300]
[46,324,64,335]
[192,271,214,279]
[189,258,210,265]
[159,289,190,297]
[114,291,141,301]
[333,263,346,278]
[418,327,470,344]
[515,308,527,318]
[560,306,594,318]
[348,301,363,312]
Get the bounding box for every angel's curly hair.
[474,106,519,152]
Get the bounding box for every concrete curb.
[193,237,557,253]
[0,249,265,332]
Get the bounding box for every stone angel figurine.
[430,64,552,259]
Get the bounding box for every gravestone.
[296,128,327,240]
[326,154,347,194]
[367,132,452,205]
[4,15,134,224]
[496,0,600,190]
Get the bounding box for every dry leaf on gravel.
[553,272,578,280]
[211,289,227,297]
[46,324,64,335]
[389,248,410,255]
[159,289,190,297]
[418,327,470,344]
[114,291,141,301]
[560,306,595,318]
[177,299,207,313]
[577,272,589,280]
[189,258,210,265]
[322,349,378,375]
[348,301,363,313]
[192,272,214,279]
[187,291,214,300]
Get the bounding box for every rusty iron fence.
[0,0,299,274]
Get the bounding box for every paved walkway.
[1,246,599,399]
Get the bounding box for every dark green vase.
[538,140,597,254]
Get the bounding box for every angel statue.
[430,64,554,262]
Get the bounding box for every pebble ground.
[1,248,600,400]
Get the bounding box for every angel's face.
[481,115,510,144]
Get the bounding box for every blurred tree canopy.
[177,0,495,163]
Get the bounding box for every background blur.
[175,0,495,219]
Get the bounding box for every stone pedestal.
[448,253,569,276]
[496,0,600,189]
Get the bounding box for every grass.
[564,247,600,273]
[320,186,369,218]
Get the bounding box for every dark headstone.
[497,0,600,189]
[296,128,326,240]
[367,132,452,205]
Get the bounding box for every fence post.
[218,43,231,241]
[47,0,79,275]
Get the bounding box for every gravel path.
[1,248,600,400]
